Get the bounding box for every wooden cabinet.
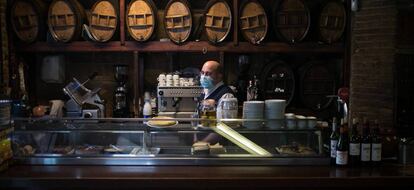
[10,0,351,118]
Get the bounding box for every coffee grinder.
[113,65,129,117]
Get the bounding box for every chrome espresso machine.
[157,86,203,118]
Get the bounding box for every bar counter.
[1,164,414,189]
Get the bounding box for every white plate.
[244,101,265,104]
[147,121,178,128]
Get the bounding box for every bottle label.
[336,151,348,165]
[371,143,382,161]
[361,143,371,161]
[330,140,338,158]
[349,143,361,156]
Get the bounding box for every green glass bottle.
[336,119,349,167]
[360,118,371,166]
[349,118,361,167]
[371,120,382,166]
[330,117,339,165]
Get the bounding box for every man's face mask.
[200,75,214,90]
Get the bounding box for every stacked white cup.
[243,101,264,129]
[296,115,307,129]
[285,113,296,129]
[173,74,180,86]
[188,78,194,86]
[166,74,173,86]
[264,99,286,129]
[158,74,166,86]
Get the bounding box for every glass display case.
[11,118,329,165]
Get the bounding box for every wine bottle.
[330,117,339,165]
[246,76,259,101]
[246,80,254,101]
[336,119,349,167]
[371,120,382,166]
[360,118,371,166]
[349,118,361,167]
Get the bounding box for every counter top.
[1,164,414,189]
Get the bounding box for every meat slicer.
[63,72,105,118]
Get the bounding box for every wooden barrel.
[163,0,192,44]
[126,0,157,42]
[89,0,117,42]
[239,0,268,45]
[260,60,295,106]
[273,0,310,44]
[204,0,232,44]
[48,0,85,42]
[318,1,346,44]
[10,0,46,43]
[299,61,337,111]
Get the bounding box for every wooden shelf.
[16,41,344,53]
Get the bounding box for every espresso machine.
[113,65,129,117]
[157,86,203,118]
[63,72,105,118]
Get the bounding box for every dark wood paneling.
[233,0,238,46]
[16,41,344,53]
[397,10,414,48]
[120,0,125,45]
[395,53,414,136]
[1,165,414,190]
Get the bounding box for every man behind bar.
[197,60,234,144]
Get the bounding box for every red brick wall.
[350,0,397,127]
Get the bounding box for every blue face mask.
[200,75,214,90]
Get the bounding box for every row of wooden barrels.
[11,0,346,44]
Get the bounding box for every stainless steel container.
[399,138,414,165]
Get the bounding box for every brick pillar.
[350,0,397,127]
